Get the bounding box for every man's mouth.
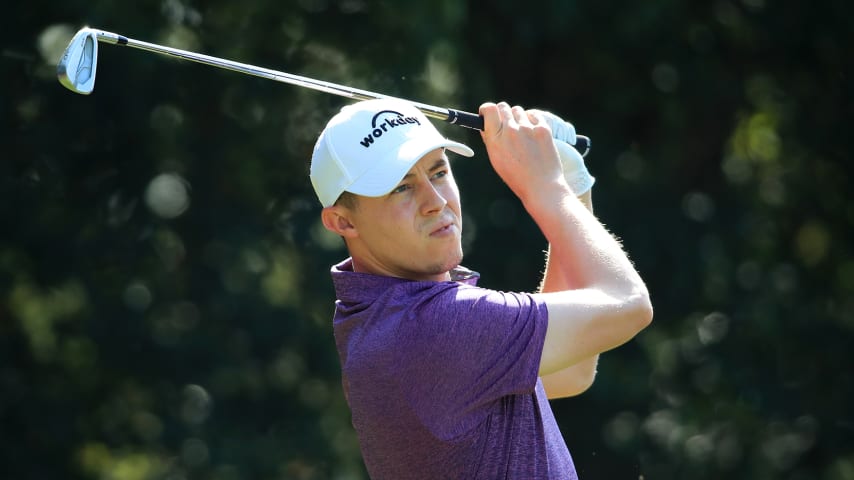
[429,220,457,236]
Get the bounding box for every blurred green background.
[2,0,852,479]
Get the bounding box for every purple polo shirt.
[330,258,577,479]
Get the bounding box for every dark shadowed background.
[2,0,852,478]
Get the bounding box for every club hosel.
[91,29,127,46]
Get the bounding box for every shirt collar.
[330,258,480,302]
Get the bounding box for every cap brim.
[345,137,474,198]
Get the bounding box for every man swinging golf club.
[56,26,649,477]
[310,99,653,479]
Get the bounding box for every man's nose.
[419,180,447,216]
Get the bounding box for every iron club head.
[57,28,99,94]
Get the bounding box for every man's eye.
[432,170,448,180]
[391,184,410,194]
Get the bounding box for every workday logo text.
[359,110,421,148]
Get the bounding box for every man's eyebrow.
[398,157,450,181]
[427,158,450,172]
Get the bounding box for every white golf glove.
[531,109,595,195]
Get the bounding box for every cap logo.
[358,109,421,148]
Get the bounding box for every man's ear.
[320,206,359,239]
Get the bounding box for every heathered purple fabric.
[330,258,577,479]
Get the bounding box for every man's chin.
[433,251,464,276]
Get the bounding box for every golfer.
[309,99,652,479]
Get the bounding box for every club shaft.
[88,29,590,153]
[91,30,477,124]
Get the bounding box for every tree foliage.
[2,0,852,478]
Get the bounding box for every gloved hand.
[532,109,577,146]
[530,109,595,195]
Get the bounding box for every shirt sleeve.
[393,283,549,440]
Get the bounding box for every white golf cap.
[310,99,475,207]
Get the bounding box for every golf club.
[57,27,590,156]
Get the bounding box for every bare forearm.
[526,187,645,300]
[539,190,592,293]
[539,190,600,398]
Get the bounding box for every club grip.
[444,108,591,157]
[445,109,484,130]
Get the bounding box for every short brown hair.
[335,191,359,210]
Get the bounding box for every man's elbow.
[543,358,599,399]
[637,289,654,321]
[567,370,597,397]
[628,291,654,334]
[544,375,594,400]
[610,289,653,343]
